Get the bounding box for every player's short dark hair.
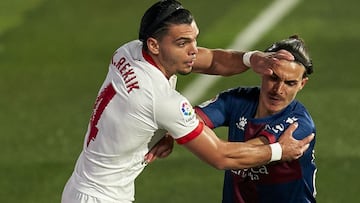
[265,35,313,77]
[139,0,194,50]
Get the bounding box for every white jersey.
[62,40,203,202]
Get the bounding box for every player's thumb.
[284,122,298,138]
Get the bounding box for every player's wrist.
[242,50,259,67]
[269,142,282,162]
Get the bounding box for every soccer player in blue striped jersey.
[195,35,317,203]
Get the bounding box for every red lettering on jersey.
[126,81,140,93]
[111,54,140,93]
[114,56,126,68]
[118,63,130,74]
[121,69,136,83]
[86,84,116,147]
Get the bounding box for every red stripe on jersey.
[176,121,204,145]
[194,107,215,129]
[261,130,277,144]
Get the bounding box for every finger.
[284,122,298,137]
[301,133,315,145]
[145,153,158,163]
[303,143,310,152]
[274,50,295,61]
[159,148,173,158]
[261,67,273,76]
[157,146,172,158]
[158,152,168,159]
[146,147,157,157]
[144,152,152,161]
[144,148,158,163]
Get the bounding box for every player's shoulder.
[289,100,311,116]
[285,100,315,127]
[220,86,260,101]
[221,86,259,95]
[119,40,142,51]
[112,40,143,63]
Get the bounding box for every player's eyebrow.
[175,37,191,42]
[271,72,299,83]
[175,35,197,42]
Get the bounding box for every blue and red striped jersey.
[195,87,317,203]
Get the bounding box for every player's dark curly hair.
[139,0,194,51]
[265,35,313,77]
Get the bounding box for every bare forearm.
[245,136,269,145]
[183,125,271,170]
[183,123,313,170]
[192,47,295,76]
[192,47,249,76]
[219,141,271,169]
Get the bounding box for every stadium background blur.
[1,0,359,202]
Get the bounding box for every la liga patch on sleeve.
[180,100,196,125]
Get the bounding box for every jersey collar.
[142,49,173,80]
[142,49,160,70]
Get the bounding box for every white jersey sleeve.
[154,88,203,144]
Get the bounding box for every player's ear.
[299,77,308,90]
[147,37,160,55]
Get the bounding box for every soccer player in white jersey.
[61,1,314,202]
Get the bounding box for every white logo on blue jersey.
[286,116,298,124]
[265,116,299,134]
[236,117,247,131]
[231,166,269,180]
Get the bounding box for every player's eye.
[285,81,298,86]
[177,40,187,47]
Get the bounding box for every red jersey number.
[86,84,116,147]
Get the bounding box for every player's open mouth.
[187,59,195,67]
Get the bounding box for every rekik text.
[111,52,140,93]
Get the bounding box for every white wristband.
[269,143,282,162]
[243,51,258,67]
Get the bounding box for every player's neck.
[255,103,272,118]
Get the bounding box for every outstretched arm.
[183,122,313,170]
[192,48,294,76]
[245,136,269,145]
